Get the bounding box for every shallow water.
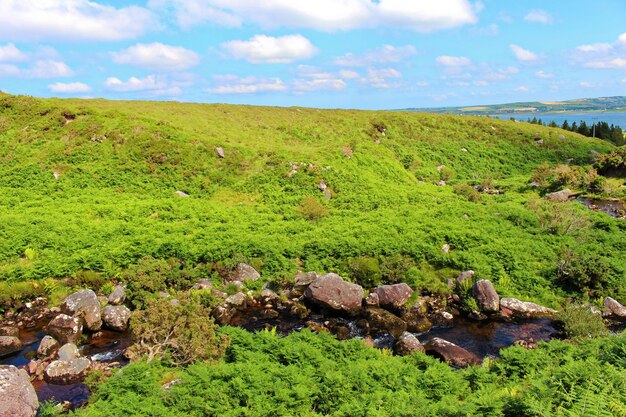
[578,197,626,218]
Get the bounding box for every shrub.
[454,183,481,202]
[557,303,608,339]
[348,256,382,288]
[556,248,610,295]
[296,196,329,220]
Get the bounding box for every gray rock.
[424,337,480,367]
[260,289,279,304]
[0,326,19,338]
[215,147,225,158]
[107,285,126,305]
[175,190,190,198]
[102,305,131,332]
[62,289,102,331]
[0,365,38,417]
[604,297,626,318]
[365,292,380,307]
[0,336,22,357]
[37,335,60,358]
[324,188,332,200]
[456,270,475,286]
[500,298,557,318]
[57,343,80,361]
[46,314,83,345]
[472,279,500,313]
[318,180,327,191]
[373,283,414,310]
[191,279,213,291]
[365,307,407,338]
[225,292,247,307]
[545,189,574,202]
[394,332,425,356]
[228,263,260,282]
[304,273,364,315]
[45,358,91,385]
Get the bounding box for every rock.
[213,305,233,325]
[62,289,102,331]
[0,365,38,417]
[318,180,327,191]
[456,270,475,286]
[107,285,126,305]
[260,289,279,304]
[225,292,247,307]
[228,263,260,282]
[364,307,407,338]
[292,271,319,296]
[0,326,19,338]
[394,332,425,356]
[441,311,454,321]
[102,305,131,332]
[373,283,414,310]
[324,188,332,200]
[604,297,626,318]
[546,189,574,202]
[558,134,565,139]
[472,280,500,313]
[365,293,380,307]
[304,273,364,315]
[215,147,225,158]
[37,336,60,358]
[424,338,480,367]
[442,243,451,253]
[500,298,557,318]
[57,343,80,361]
[175,190,189,198]
[227,280,244,291]
[45,358,91,385]
[46,314,83,345]
[438,180,446,187]
[0,336,22,357]
[402,303,432,333]
[191,279,213,291]
[535,138,544,145]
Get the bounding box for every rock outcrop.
[373,283,414,310]
[546,189,574,202]
[62,289,102,331]
[304,273,364,315]
[472,280,500,313]
[424,338,480,367]
[0,365,39,417]
[500,298,557,318]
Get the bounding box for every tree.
[561,120,570,131]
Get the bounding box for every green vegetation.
[0,93,625,308]
[65,327,626,417]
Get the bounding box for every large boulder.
[604,297,626,318]
[292,271,319,296]
[364,307,407,338]
[57,343,80,361]
[107,285,126,305]
[402,302,432,333]
[500,298,557,318]
[45,358,91,385]
[228,263,260,282]
[546,189,574,202]
[102,305,131,332]
[0,365,39,417]
[46,314,83,345]
[62,289,102,331]
[190,279,213,291]
[304,273,364,315]
[0,326,19,338]
[0,336,22,357]
[394,332,425,356]
[424,338,480,367]
[37,336,60,358]
[373,283,414,310]
[472,280,500,313]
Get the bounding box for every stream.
[578,197,626,218]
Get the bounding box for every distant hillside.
[408,96,626,115]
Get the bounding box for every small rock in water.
[62,289,102,331]
[57,343,80,361]
[0,326,19,337]
[45,357,91,385]
[37,335,60,358]
[424,337,480,367]
[102,305,131,332]
[373,283,414,310]
[394,332,425,356]
[0,336,22,357]
[472,279,500,313]
[46,314,83,345]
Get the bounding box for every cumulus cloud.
[104,74,188,96]
[222,34,317,63]
[112,43,199,71]
[0,43,28,62]
[436,56,472,67]
[207,75,288,94]
[339,70,360,79]
[334,45,417,67]
[154,0,477,32]
[362,67,402,89]
[293,65,350,92]
[0,0,157,41]
[0,60,74,79]
[48,82,92,94]
[524,9,553,24]
[510,44,538,62]
[535,70,554,79]
[575,32,626,69]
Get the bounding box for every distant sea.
[492,112,626,129]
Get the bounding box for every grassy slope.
[0,93,624,305]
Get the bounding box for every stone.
[62,289,102,331]
[0,336,22,357]
[57,343,80,361]
[365,292,380,307]
[213,305,233,326]
[292,271,319,295]
[0,365,38,417]
[373,283,414,310]
[191,279,213,291]
[442,243,451,253]
[424,337,480,367]
[500,298,557,318]
[456,270,475,286]
[318,180,327,191]
[0,326,19,338]
[472,280,500,313]
[260,289,279,304]
[46,314,83,345]
[324,188,332,200]
[215,147,225,158]
[102,305,131,332]
[45,358,91,385]
[107,285,126,305]
[304,273,364,315]
[228,263,260,282]
[535,138,544,145]
[402,303,432,333]
[364,307,407,338]
[225,292,247,307]
[37,336,60,358]
[175,190,190,198]
[545,189,574,202]
[394,332,425,356]
[604,297,626,318]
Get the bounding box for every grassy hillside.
[0,92,624,306]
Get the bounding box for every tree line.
[522,116,625,145]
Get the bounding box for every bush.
[556,248,610,295]
[347,256,382,288]
[557,303,608,339]
[454,183,481,202]
[296,196,329,220]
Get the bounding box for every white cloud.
[575,33,626,69]
[515,86,529,93]
[416,81,430,87]
[577,43,612,53]
[524,9,553,24]
[334,44,417,67]
[294,78,346,92]
[586,58,626,69]
[104,74,189,96]
[0,0,157,41]
[436,56,472,67]
[339,70,360,79]
[535,70,554,79]
[48,82,91,94]
[156,0,477,32]
[510,44,538,62]
[579,81,595,88]
[484,66,518,80]
[222,34,317,64]
[207,75,288,94]
[112,43,199,71]
[26,60,73,78]
[0,43,27,62]
[362,67,402,89]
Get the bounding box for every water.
[578,198,626,218]
[492,112,626,129]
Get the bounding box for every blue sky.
[1,0,625,109]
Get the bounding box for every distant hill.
[406,96,626,115]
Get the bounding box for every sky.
[1,0,626,110]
